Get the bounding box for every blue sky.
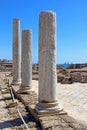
[0,0,87,64]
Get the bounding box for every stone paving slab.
[12,85,87,130]
[31,80,87,126]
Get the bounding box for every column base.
[11,80,21,86]
[35,101,63,114]
[17,86,33,94]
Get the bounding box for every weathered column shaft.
[36,11,62,113]
[39,11,57,102]
[12,19,21,85]
[21,30,32,88]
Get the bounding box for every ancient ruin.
[12,19,21,85]
[35,11,62,114]
[0,10,87,130]
[18,30,32,93]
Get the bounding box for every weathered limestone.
[12,19,21,85]
[18,30,32,93]
[36,11,62,114]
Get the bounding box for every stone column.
[35,11,62,114]
[12,19,21,85]
[18,30,32,93]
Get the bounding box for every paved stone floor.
[0,72,87,129]
[32,80,87,126]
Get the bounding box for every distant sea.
[59,63,71,67]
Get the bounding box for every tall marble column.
[18,30,32,93]
[12,19,21,85]
[35,11,62,114]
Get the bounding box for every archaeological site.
[0,10,87,130]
